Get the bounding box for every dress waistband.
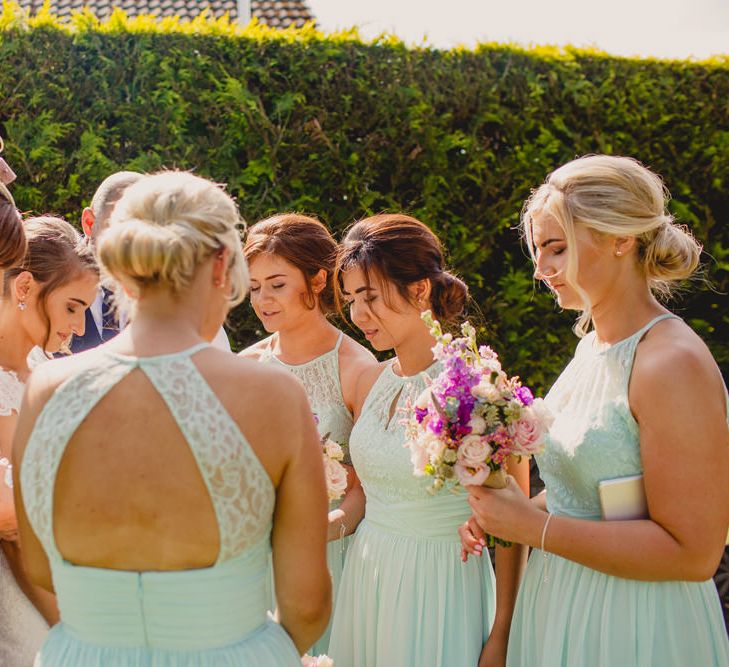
[363,492,472,541]
[52,545,271,650]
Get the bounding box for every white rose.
[471,380,501,403]
[415,388,431,410]
[468,415,487,434]
[529,398,555,430]
[323,439,344,461]
[457,434,492,467]
[408,439,430,475]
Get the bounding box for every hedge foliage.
[1,2,727,391]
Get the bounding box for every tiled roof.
[13,1,315,28]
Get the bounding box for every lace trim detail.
[0,369,24,417]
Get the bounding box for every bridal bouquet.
[405,311,553,496]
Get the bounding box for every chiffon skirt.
[507,548,729,667]
[35,619,300,667]
[310,534,352,655]
[328,495,496,667]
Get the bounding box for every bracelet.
[540,512,554,583]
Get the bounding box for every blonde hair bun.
[98,171,249,305]
[642,219,701,296]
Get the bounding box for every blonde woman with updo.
[460,155,729,665]
[12,172,331,665]
[241,214,377,654]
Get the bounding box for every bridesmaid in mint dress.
[462,155,729,665]
[329,214,530,667]
[241,213,376,654]
[12,172,332,665]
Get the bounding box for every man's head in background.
[81,171,144,244]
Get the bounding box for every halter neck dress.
[20,344,301,665]
[259,331,354,654]
[328,360,496,666]
[507,314,729,666]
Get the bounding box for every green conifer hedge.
[1,4,727,390]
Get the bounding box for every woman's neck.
[274,313,339,364]
[393,320,437,377]
[590,283,666,344]
[0,303,35,374]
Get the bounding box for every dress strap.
[333,331,344,353]
[619,313,681,391]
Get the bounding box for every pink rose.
[507,411,546,456]
[454,461,491,486]
[457,434,492,467]
[324,457,348,501]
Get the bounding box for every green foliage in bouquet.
[0,2,727,393]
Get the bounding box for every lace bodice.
[0,347,49,417]
[538,314,715,519]
[350,361,445,504]
[259,332,354,463]
[21,343,276,565]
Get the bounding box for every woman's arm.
[270,378,332,653]
[467,338,729,582]
[485,456,530,661]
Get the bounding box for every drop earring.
[18,300,26,311]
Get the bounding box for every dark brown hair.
[4,216,98,349]
[0,187,26,269]
[244,213,337,314]
[334,213,468,322]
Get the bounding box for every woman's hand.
[459,515,486,562]
[466,476,544,547]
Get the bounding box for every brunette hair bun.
[431,271,468,322]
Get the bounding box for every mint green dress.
[259,331,354,654]
[329,361,496,667]
[20,344,301,666]
[507,315,729,666]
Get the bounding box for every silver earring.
[615,251,623,257]
[18,300,26,311]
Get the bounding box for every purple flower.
[428,417,445,436]
[415,407,428,423]
[514,386,534,406]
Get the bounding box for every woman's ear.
[613,236,637,257]
[311,268,327,295]
[13,271,34,306]
[212,248,231,288]
[408,278,432,308]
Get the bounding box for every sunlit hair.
[3,216,98,350]
[521,155,701,336]
[89,171,144,238]
[245,213,337,314]
[98,171,249,319]
[0,183,25,269]
[334,213,468,323]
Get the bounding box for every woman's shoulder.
[237,335,274,361]
[338,332,377,371]
[632,316,726,407]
